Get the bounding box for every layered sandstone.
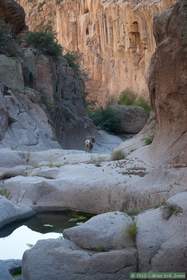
[17,0,175,105]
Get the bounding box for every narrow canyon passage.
[0,0,187,280]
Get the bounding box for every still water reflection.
[0,212,86,260]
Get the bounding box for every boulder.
[64,212,135,251]
[165,192,187,212]
[110,105,148,134]
[0,196,34,229]
[137,192,187,272]
[115,113,155,156]
[22,239,137,280]
[1,165,128,212]
[152,235,187,272]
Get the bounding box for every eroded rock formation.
[0,0,26,33]
[0,0,95,150]
[149,0,187,165]
[17,0,175,105]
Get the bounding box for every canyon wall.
[149,0,187,165]
[17,0,175,105]
[0,0,95,151]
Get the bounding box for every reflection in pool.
[0,212,91,260]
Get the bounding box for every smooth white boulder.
[64,212,135,251]
[137,193,187,272]
[22,239,137,280]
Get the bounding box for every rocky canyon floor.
[0,129,187,279]
[0,0,187,279]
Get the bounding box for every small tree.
[25,31,62,58]
[118,89,151,113]
[118,89,136,106]
[88,107,121,134]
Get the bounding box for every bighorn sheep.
[84,137,95,152]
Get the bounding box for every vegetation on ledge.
[88,107,121,134]
[118,89,151,113]
[25,31,62,58]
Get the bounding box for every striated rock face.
[149,0,187,165]
[0,0,95,150]
[0,0,26,33]
[0,49,94,150]
[17,0,175,105]
[22,50,95,149]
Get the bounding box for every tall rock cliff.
[0,0,94,151]
[148,0,187,165]
[17,0,175,105]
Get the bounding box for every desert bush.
[144,136,153,145]
[128,223,137,242]
[111,149,125,161]
[162,204,183,220]
[25,31,62,57]
[64,51,80,72]
[118,89,151,113]
[0,189,11,199]
[88,107,121,133]
[118,89,136,106]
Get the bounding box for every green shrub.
[111,149,125,161]
[162,204,183,220]
[64,51,80,72]
[118,89,151,113]
[118,89,136,106]
[10,267,22,278]
[94,246,106,252]
[144,136,153,145]
[88,107,121,133]
[0,189,11,199]
[128,223,137,241]
[25,31,62,57]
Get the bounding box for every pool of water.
[0,212,91,260]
